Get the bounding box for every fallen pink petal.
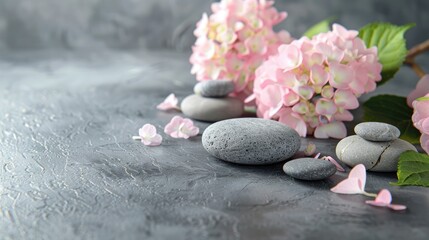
[133,124,162,146]
[164,116,199,139]
[304,142,316,156]
[330,164,367,194]
[365,189,407,211]
[321,156,345,172]
[157,93,180,111]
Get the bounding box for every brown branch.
[406,39,429,60]
[405,39,429,77]
[404,59,426,78]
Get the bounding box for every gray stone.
[194,80,235,98]
[202,118,301,165]
[283,158,337,180]
[336,135,417,172]
[354,122,401,141]
[181,94,243,122]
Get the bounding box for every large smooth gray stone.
[354,122,400,142]
[202,118,301,165]
[336,135,417,172]
[181,94,243,122]
[193,80,235,97]
[283,158,337,180]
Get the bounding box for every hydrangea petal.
[315,42,344,62]
[259,84,284,116]
[137,124,162,146]
[282,89,300,106]
[140,124,157,138]
[421,133,429,154]
[330,178,364,194]
[321,156,345,172]
[144,134,162,146]
[331,164,366,194]
[315,99,337,117]
[329,62,353,89]
[276,44,303,71]
[407,75,429,107]
[164,116,199,139]
[334,109,354,121]
[348,164,367,189]
[334,90,359,109]
[314,121,347,139]
[388,204,407,211]
[332,23,358,40]
[321,86,334,99]
[365,189,407,211]
[278,108,307,137]
[157,93,179,111]
[297,86,314,100]
[304,142,316,156]
[310,64,329,86]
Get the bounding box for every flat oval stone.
[336,135,417,172]
[354,122,400,141]
[283,158,337,180]
[194,80,235,98]
[181,94,243,122]
[202,118,301,165]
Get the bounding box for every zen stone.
[336,135,417,172]
[202,118,300,165]
[193,80,235,98]
[181,94,244,122]
[283,158,337,180]
[354,122,400,142]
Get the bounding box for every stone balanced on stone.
[181,80,244,122]
[336,122,417,172]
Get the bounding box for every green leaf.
[304,17,336,38]
[359,22,414,85]
[363,95,421,144]
[391,151,429,187]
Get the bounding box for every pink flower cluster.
[253,24,382,138]
[412,94,429,154]
[190,0,292,101]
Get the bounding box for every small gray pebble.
[336,135,417,172]
[354,122,400,142]
[194,80,235,98]
[202,118,301,165]
[283,158,337,180]
[181,94,243,122]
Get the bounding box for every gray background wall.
[0,0,427,52]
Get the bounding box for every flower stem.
[362,191,378,198]
[405,39,429,77]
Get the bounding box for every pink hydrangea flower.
[157,93,180,111]
[164,116,199,139]
[253,24,382,138]
[407,75,429,107]
[133,124,163,146]
[412,93,429,153]
[190,0,293,102]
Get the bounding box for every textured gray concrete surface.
[1,51,429,240]
[1,0,429,239]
